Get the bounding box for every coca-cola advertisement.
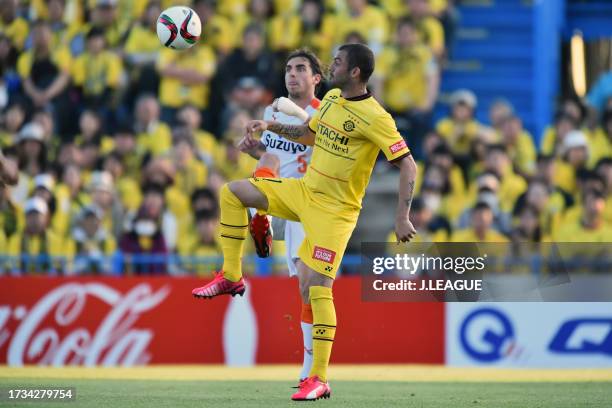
[0,277,444,366]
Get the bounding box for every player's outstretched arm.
[393,154,418,243]
[247,120,315,146]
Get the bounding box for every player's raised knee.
[226,180,269,210]
[257,153,280,174]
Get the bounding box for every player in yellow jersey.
[192,44,418,401]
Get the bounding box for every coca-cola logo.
[0,283,170,366]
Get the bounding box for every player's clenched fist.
[246,120,268,136]
[394,218,417,243]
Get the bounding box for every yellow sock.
[309,286,336,382]
[219,184,248,282]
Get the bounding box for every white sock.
[299,321,313,380]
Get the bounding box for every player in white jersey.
[237,49,323,383]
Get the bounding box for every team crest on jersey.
[313,246,336,264]
[343,120,355,132]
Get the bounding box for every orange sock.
[253,167,278,178]
[301,303,313,324]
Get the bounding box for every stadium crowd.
[0,0,610,275]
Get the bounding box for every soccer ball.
[156,6,201,50]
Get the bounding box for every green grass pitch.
[0,378,610,407]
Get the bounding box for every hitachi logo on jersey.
[317,123,349,145]
[263,134,308,154]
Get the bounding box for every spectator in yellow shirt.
[336,0,388,55]
[88,170,124,239]
[17,21,71,112]
[515,178,568,238]
[28,0,75,49]
[482,144,527,213]
[298,0,336,64]
[31,173,71,237]
[387,197,450,243]
[553,130,589,195]
[540,102,584,156]
[74,110,113,152]
[510,204,542,243]
[72,26,123,110]
[141,158,191,234]
[67,204,117,275]
[268,3,302,54]
[0,102,25,148]
[436,89,483,158]
[554,188,610,242]
[171,129,210,240]
[68,0,128,55]
[101,151,141,212]
[589,109,612,168]
[452,202,509,243]
[156,38,216,116]
[405,0,445,59]
[176,104,221,166]
[172,129,209,200]
[7,197,70,274]
[376,17,439,159]
[0,0,29,51]
[55,163,90,229]
[134,94,172,156]
[215,110,257,182]
[123,1,164,98]
[488,98,514,134]
[193,0,234,57]
[179,208,222,275]
[498,114,536,177]
[111,124,146,182]
[15,122,49,183]
[0,183,23,242]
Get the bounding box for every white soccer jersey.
[260,98,320,178]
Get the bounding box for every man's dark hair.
[474,201,492,212]
[486,143,507,155]
[243,22,264,38]
[595,157,612,170]
[338,43,375,83]
[286,48,324,78]
[86,26,105,40]
[396,16,417,31]
[195,208,219,222]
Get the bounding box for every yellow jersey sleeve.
[308,108,320,134]
[367,113,410,161]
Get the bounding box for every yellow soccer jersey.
[306,88,410,209]
[17,47,72,79]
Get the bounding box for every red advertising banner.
[0,277,444,366]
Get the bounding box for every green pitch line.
[1,365,612,382]
[0,378,610,408]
